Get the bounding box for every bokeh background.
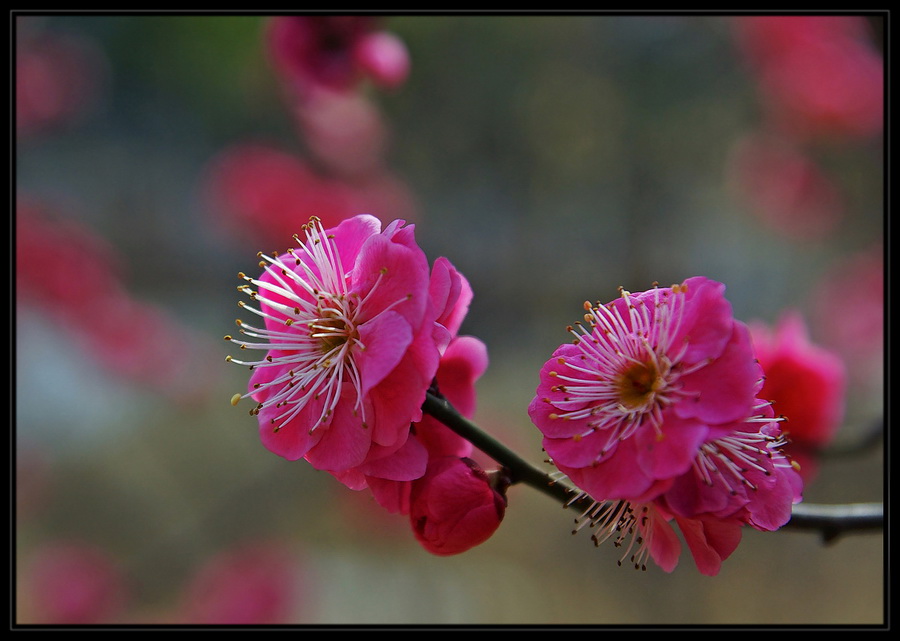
[15,13,885,626]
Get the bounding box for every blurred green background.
[15,14,884,625]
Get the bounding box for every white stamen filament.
[225,217,409,434]
[548,285,694,455]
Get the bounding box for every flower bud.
[409,457,507,556]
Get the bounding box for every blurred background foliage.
[15,13,885,625]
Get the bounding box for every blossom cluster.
[227,215,504,556]
[203,17,416,249]
[528,277,804,575]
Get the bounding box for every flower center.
[615,360,663,410]
[226,217,369,432]
[541,285,692,455]
[312,303,356,352]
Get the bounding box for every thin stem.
[421,392,584,507]
[421,391,884,541]
[784,501,884,544]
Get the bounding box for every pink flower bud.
[750,311,846,450]
[410,457,507,556]
[352,31,411,89]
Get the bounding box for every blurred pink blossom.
[409,456,508,557]
[20,541,128,624]
[292,89,389,177]
[733,15,883,141]
[726,132,844,240]
[811,246,884,385]
[16,197,219,402]
[202,143,365,246]
[750,311,847,453]
[15,23,108,139]
[202,142,419,248]
[266,16,410,98]
[176,541,303,624]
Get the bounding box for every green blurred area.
[15,14,884,625]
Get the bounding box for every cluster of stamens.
[225,217,367,433]
[543,284,704,455]
[567,495,655,571]
[691,402,797,495]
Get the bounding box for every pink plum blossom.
[409,456,508,556]
[726,132,844,241]
[227,215,441,479]
[528,277,763,502]
[292,89,389,177]
[572,411,802,575]
[732,15,883,141]
[202,143,366,246]
[750,311,847,451]
[16,22,107,139]
[811,247,884,386]
[266,16,410,98]
[177,541,303,624]
[19,541,128,624]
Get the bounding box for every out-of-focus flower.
[732,15,883,141]
[202,142,419,248]
[227,215,440,477]
[16,198,219,402]
[811,246,884,387]
[19,541,128,624]
[267,16,410,98]
[292,88,388,177]
[201,143,366,247]
[750,311,846,453]
[529,277,762,502]
[15,23,107,139]
[726,132,844,241]
[409,456,508,556]
[176,541,303,624]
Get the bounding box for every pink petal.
[644,508,682,573]
[367,476,412,514]
[256,398,326,462]
[435,336,488,417]
[303,388,374,471]
[676,322,762,424]
[351,232,429,327]
[560,438,658,500]
[355,310,412,395]
[634,411,709,480]
[429,257,474,340]
[360,431,428,481]
[675,515,743,576]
